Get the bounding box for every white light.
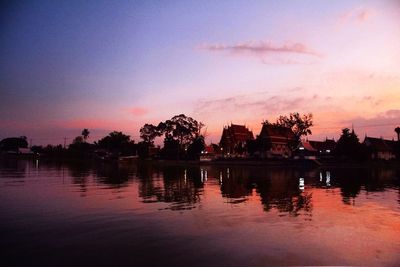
[299,177,305,190]
[299,147,305,150]
[326,149,331,153]
[326,171,331,187]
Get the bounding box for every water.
[0,159,399,266]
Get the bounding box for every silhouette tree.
[163,114,204,147]
[395,127,400,141]
[275,112,313,142]
[0,136,28,151]
[154,114,205,159]
[97,131,133,155]
[335,128,364,160]
[72,136,84,145]
[187,136,205,160]
[394,127,400,159]
[81,129,90,142]
[140,124,161,145]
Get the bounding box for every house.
[363,137,396,160]
[295,140,318,159]
[219,124,254,156]
[309,138,336,158]
[200,144,216,162]
[258,124,295,158]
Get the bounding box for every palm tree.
[82,129,90,142]
[395,127,400,141]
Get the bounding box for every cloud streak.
[340,109,400,139]
[199,40,322,62]
[339,8,375,24]
[128,107,149,116]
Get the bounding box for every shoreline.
[1,154,399,169]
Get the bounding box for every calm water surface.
[1,159,399,266]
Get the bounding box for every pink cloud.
[340,109,400,140]
[128,107,149,116]
[198,40,322,62]
[339,8,375,24]
[357,9,372,22]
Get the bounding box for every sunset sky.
[1,0,399,145]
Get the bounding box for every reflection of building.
[258,124,295,158]
[363,137,396,160]
[219,124,254,155]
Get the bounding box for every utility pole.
[63,137,67,149]
[29,138,32,148]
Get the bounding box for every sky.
[1,0,400,145]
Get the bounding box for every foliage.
[140,114,205,160]
[139,124,160,144]
[0,136,28,151]
[137,141,150,159]
[97,131,135,155]
[68,135,93,158]
[72,136,84,145]
[187,136,205,160]
[81,129,90,141]
[335,128,366,160]
[162,114,204,147]
[160,136,180,160]
[275,112,313,141]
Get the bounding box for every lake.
[1,159,399,266]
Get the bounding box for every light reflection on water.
[0,159,399,266]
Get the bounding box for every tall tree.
[0,136,28,151]
[163,114,204,147]
[139,124,160,145]
[155,114,203,147]
[97,131,132,154]
[81,129,90,142]
[275,112,313,141]
[335,128,362,159]
[144,114,205,159]
[395,127,400,141]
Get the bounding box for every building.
[258,124,295,158]
[363,137,396,160]
[200,144,217,162]
[219,124,254,155]
[309,138,336,158]
[295,140,318,159]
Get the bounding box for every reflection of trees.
[137,164,203,210]
[219,167,252,203]
[0,158,27,179]
[216,166,313,216]
[314,168,399,205]
[67,161,92,195]
[137,163,163,203]
[255,169,313,216]
[93,163,134,188]
[134,163,400,213]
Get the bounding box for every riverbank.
[2,154,399,170]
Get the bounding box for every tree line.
[1,112,399,161]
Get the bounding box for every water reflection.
[2,160,398,213]
[1,160,400,266]
[136,165,203,210]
